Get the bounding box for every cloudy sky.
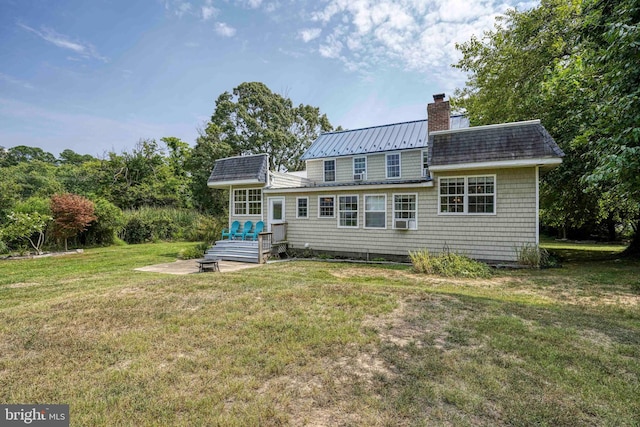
[0,0,537,157]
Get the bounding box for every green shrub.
[13,197,52,216]
[119,207,213,244]
[185,216,224,244]
[0,240,9,255]
[410,249,492,278]
[82,198,124,245]
[516,243,551,268]
[178,242,209,260]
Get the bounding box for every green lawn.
[1,242,638,426]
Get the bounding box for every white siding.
[305,149,424,184]
[265,167,537,261]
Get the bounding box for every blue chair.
[234,221,253,240]
[221,221,240,240]
[245,221,264,241]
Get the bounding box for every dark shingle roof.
[428,121,564,166]
[207,153,268,184]
[301,116,469,160]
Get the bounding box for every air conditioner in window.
[422,168,429,178]
[394,219,409,229]
[353,173,365,181]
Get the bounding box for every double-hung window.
[439,178,465,213]
[318,196,335,218]
[234,188,262,215]
[296,197,308,219]
[468,176,495,213]
[353,157,366,179]
[422,150,429,177]
[439,176,495,214]
[338,195,358,228]
[386,153,400,178]
[324,160,335,182]
[393,194,417,229]
[365,195,386,229]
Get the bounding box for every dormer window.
[353,157,366,180]
[324,160,335,182]
[386,153,400,178]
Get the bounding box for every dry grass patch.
[1,243,639,425]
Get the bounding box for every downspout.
[228,184,233,228]
[535,166,540,246]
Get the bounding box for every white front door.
[268,197,285,232]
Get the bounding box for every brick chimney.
[427,93,450,134]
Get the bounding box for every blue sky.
[0,0,537,157]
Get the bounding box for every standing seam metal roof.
[301,116,469,160]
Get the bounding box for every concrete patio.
[134,259,264,275]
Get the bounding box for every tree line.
[0,82,335,254]
[452,0,639,255]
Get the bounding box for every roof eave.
[429,157,562,172]
[263,180,434,193]
[207,179,265,188]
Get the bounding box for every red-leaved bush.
[50,193,97,251]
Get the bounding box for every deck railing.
[271,222,287,243]
[257,232,272,264]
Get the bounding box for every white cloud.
[201,0,218,20]
[235,0,262,8]
[0,73,35,90]
[214,22,237,37]
[305,0,536,76]
[299,28,322,42]
[169,0,193,17]
[17,23,108,62]
[201,5,218,20]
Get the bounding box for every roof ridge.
[322,114,467,136]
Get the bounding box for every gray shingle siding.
[208,153,268,184]
[428,122,564,166]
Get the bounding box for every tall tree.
[58,149,96,165]
[186,123,233,215]
[0,145,56,167]
[207,82,333,172]
[452,0,639,252]
[98,139,184,209]
[580,0,640,253]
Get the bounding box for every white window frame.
[364,194,387,229]
[392,193,418,230]
[233,188,262,216]
[296,197,309,219]
[386,153,401,179]
[337,194,359,228]
[438,175,497,215]
[353,156,367,178]
[317,195,335,218]
[422,150,429,177]
[468,175,497,214]
[438,176,466,215]
[323,159,336,182]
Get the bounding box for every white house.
[207,94,564,262]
